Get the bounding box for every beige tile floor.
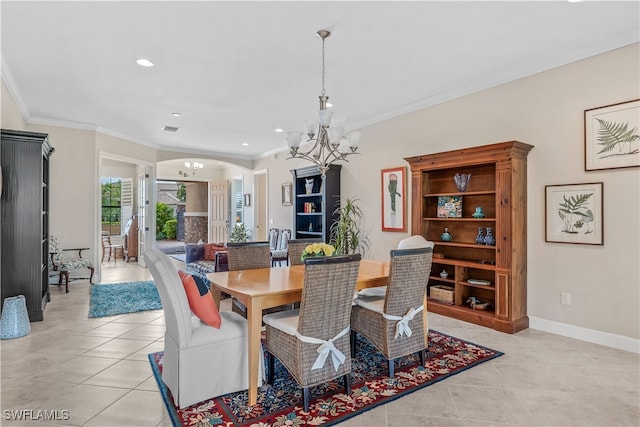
[1,260,638,426]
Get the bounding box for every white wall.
[2,43,638,346]
[255,44,640,343]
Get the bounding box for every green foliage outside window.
[156,202,175,240]
[176,183,187,202]
[163,219,177,240]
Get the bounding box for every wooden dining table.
[207,259,390,406]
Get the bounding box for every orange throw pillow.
[204,243,224,261]
[178,270,221,328]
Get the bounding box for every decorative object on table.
[281,182,292,206]
[0,295,31,339]
[584,99,639,171]
[381,166,407,232]
[284,29,361,177]
[437,196,462,218]
[472,206,485,218]
[330,197,369,255]
[305,177,315,194]
[300,242,335,262]
[466,296,491,310]
[545,182,604,245]
[439,269,448,279]
[475,227,485,245]
[88,281,162,318]
[440,227,452,242]
[483,227,496,246]
[149,330,502,427]
[229,223,249,242]
[453,173,471,192]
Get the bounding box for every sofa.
[185,243,228,286]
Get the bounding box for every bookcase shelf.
[406,141,533,333]
[291,165,341,243]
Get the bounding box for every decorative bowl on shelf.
[467,279,492,286]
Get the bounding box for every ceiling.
[2,1,639,162]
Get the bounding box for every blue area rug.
[89,281,162,318]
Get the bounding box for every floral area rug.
[149,330,502,426]
[88,281,162,318]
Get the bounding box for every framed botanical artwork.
[545,182,603,245]
[381,166,406,232]
[584,99,640,171]
[281,182,292,206]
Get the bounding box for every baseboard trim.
[529,317,639,354]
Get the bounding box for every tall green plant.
[330,197,369,256]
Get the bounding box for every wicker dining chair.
[263,254,361,412]
[350,246,433,377]
[226,241,272,316]
[287,238,322,266]
[226,241,271,271]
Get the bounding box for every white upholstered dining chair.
[144,248,261,408]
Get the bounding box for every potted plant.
[230,223,249,242]
[330,197,369,256]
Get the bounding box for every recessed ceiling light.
[242,142,249,146]
[567,0,582,2]
[275,128,284,133]
[171,112,181,117]
[136,58,155,67]
[162,126,179,132]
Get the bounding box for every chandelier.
[285,30,361,177]
[179,161,203,177]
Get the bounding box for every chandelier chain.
[321,36,326,97]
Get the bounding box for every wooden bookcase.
[405,141,533,333]
[291,165,341,243]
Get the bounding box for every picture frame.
[381,166,407,232]
[584,99,640,171]
[281,182,292,206]
[243,193,251,207]
[545,182,603,245]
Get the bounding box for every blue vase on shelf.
[484,227,495,246]
[475,227,485,245]
[472,207,485,218]
[440,227,452,242]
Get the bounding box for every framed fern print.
[584,99,639,171]
[545,182,603,245]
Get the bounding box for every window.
[101,178,121,236]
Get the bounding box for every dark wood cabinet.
[405,141,532,333]
[291,165,341,243]
[1,129,54,321]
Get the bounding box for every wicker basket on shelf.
[430,285,454,304]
